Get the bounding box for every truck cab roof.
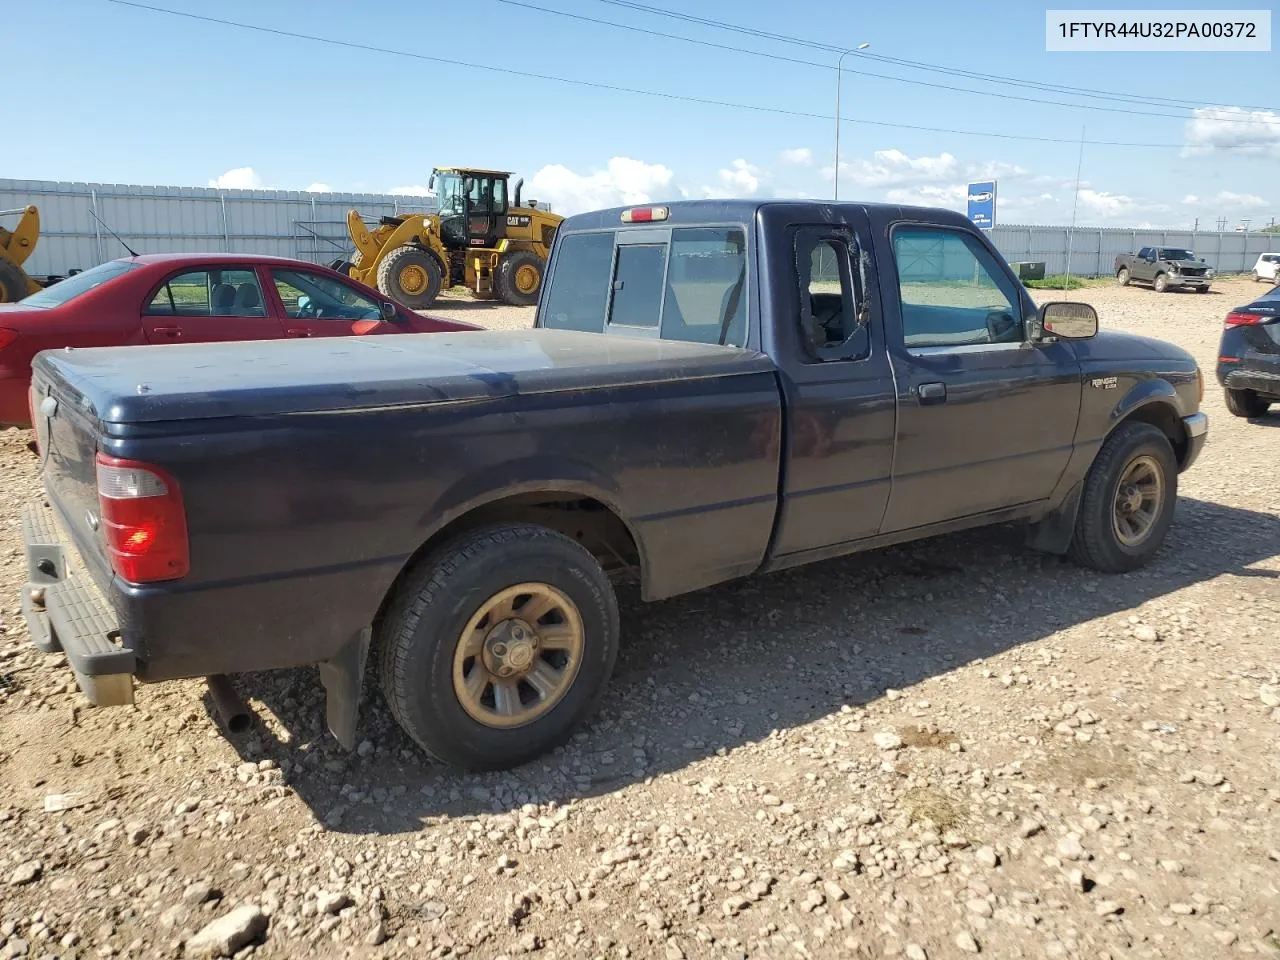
[559,199,982,234]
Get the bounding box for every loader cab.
[433,167,510,251]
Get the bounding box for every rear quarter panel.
[99,369,781,681]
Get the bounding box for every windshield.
[20,259,141,309]
[1160,249,1196,261]
[435,172,466,216]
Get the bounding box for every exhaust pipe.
[206,674,253,734]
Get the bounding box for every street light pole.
[834,42,870,202]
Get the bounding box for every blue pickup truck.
[20,199,1207,771]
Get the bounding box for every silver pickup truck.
[1115,247,1215,294]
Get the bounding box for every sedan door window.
[146,269,267,317]
[271,269,382,321]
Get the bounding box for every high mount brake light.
[94,453,189,583]
[621,206,669,224]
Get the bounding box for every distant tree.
[1263,224,1280,233]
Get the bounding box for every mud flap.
[318,626,371,751]
[1026,481,1083,555]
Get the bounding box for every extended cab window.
[146,269,267,317]
[892,227,1021,349]
[540,232,615,332]
[795,230,869,361]
[540,226,750,347]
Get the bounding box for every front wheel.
[378,524,620,771]
[376,246,443,310]
[1195,286,1210,294]
[1225,388,1271,418]
[1153,273,1169,293]
[1068,422,1178,573]
[1116,267,1130,286]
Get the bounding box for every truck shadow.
[211,494,1280,836]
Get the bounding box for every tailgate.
[29,367,113,590]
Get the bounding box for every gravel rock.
[955,931,980,954]
[873,731,903,751]
[8,862,41,886]
[184,904,268,958]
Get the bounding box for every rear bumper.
[19,501,135,707]
[1181,412,1208,471]
[1218,365,1280,398]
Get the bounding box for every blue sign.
[967,181,997,230]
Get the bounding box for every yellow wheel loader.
[0,206,46,303]
[336,167,562,310]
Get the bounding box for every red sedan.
[0,253,480,428]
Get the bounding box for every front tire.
[1225,388,1271,418]
[1195,286,1210,294]
[1116,267,1130,286]
[1068,422,1178,573]
[378,524,620,771]
[1153,273,1169,293]
[376,246,443,310]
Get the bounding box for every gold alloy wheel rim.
[398,263,428,295]
[514,263,540,294]
[1112,454,1164,547]
[452,583,585,728]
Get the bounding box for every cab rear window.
[539,226,748,347]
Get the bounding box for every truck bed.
[32,328,770,422]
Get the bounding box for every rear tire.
[1116,267,1130,286]
[378,524,620,771]
[1153,273,1169,293]
[1067,422,1178,574]
[1225,388,1271,418]
[495,250,544,307]
[0,259,29,303]
[376,246,442,310]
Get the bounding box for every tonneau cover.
[32,328,775,424]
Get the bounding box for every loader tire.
[496,251,544,307]
[0,259,29,303]
[376,246,442,310]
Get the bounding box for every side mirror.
[1040,301,1098,340]
[380,300,399,321]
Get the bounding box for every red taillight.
[0,327,17,352]
[94,453,189,584]
[1225,311,1266,326]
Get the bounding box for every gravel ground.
[1,278,1278,960]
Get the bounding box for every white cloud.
[208,166,264,190]
[1182,190,1268,209]
[304,182,332,193]
[1077,189,1138,217]
[965,160,1030,181]
[826,149,960,187]
[780,147,813,166]
[717,158,761,195]
[1183,105,1280,158]
[388,184,433,196]
[527,157,676,216]
[883,184,968,211]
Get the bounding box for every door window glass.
[271,269,381,320]
[145,269,266,317]
[539,232,615,333]
[660,227,748,346]
[892,227,1021,348]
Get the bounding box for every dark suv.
[1217,284,1280,417]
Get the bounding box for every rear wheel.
[1068,422,1178,573]
[0,259,29,303]
[1116,267,1130,286]
[495,250,544,307]
[378,524,620,771]
[376,246,442,309]
[1225,388,1271,418]
[1153,273,1169,293]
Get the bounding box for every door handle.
[151,326,182,338]
[285,327,313,337]
[917,382,947,403]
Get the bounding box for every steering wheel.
[295,296,319,319]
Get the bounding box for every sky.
[7,0,1279,229]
